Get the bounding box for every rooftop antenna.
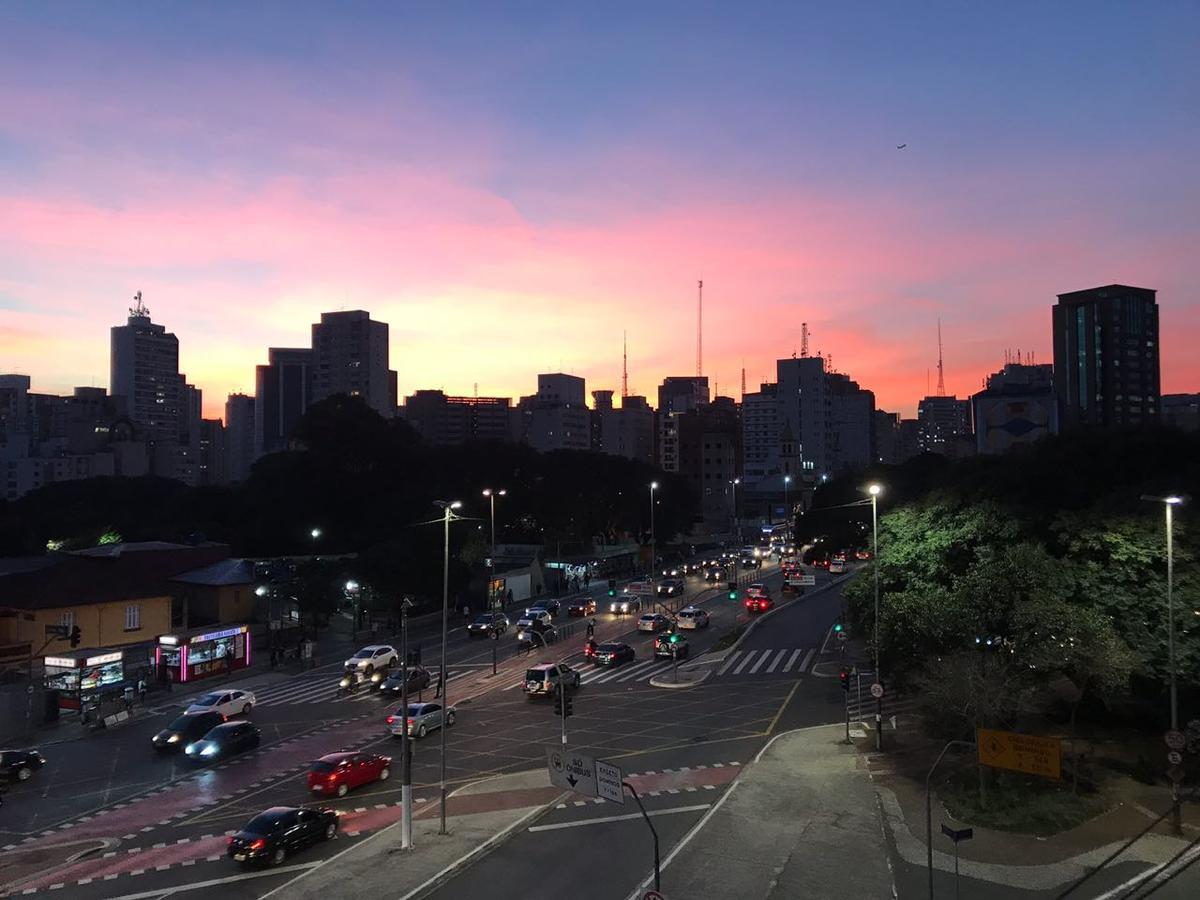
[696,280,703,377]
[936,318,946,396]
[800,322,809,358]
[740,364,746,401]
[474,382,478,398]
[129,290,149,318]
[622,330,629,399]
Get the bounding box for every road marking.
[716,652,741,676]
[612,660,661,683]
[749,651,771,674]
[527,803,710,832]
[797,648,816,673]
[781,649,803,672]
[88,862,322,900]
[733,651,758,675]
[765,649,788,673]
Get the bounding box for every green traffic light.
[833,623,843,633]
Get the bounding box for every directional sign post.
[596,759,625,805]
[546,748,624,805]
[940,823,974,900]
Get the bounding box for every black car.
[378,666,432,697]
[541,599,561,616]
[654,633,690,659]
[594,642,635,667]
[152,711,225,753]
[0,750,45,782]
[185,721,261,760]
[466,613,509,638]
[567,598,597,617]
[228,806,338,867]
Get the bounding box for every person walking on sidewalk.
[137,676,147,704]
[434,670,444,699]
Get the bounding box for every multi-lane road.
[0,553,853,899]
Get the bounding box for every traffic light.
[833,623,844,635]
[668,632,681,644]
[607,578,617,597]
[838,668,850,692]
[69,626,82,648]
[559,694,574,717]
[727,582,738,600]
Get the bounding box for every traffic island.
[649,659,721,689]
[0,837,115,895]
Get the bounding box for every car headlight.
[201,745,218,757]
[167,734,180,743]
[185,743,197,755]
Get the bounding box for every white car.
[747,583,769,599]
[609,594,642,614]
[344,645,398,673]
[516,610,553,630]
[829,559,846,574]
[676,606,709,629]
[185,688,256,718]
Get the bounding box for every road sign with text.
[547,748,625,804]
[596,759,625,805]
[977,728,1061,780]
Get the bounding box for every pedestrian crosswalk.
[243,668,478,708]
[502,656,690,690]
[713,648,815,678]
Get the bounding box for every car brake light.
[250,839,266,850]
[386,715,395,725]
[227,836,234,846]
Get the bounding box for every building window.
[125,604,141,631]
[60,611,76,631]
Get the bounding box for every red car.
[307,751,392,798]
[744,597,772,614]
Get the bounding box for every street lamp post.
[730,477,740,542]
[1143,493,1185,834]
[649,482,659,577]
[434,500,461,836]
[868,483,883,751]
[783,475,792,540]
[482,489,506,610]
[398,596,414,849]
[310,527,321,555]
[345,580,360,634]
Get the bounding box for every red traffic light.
[838,668,850,690]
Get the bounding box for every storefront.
[44,648,137,711]
[156,624,251,684]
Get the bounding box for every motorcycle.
[337,671,363,697]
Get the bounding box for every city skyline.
[3,3,1199,419]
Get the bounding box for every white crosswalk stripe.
[765,649,788,673]
[712,648,815,679]
[250,669,473,706]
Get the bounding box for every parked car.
[608,595,642,615]
[654,633,690,659]
[185,721,261,760]
[307,752,391,797]
[466,612,509,638]
[152,711,225,753]
[637,613,671,633]
[343,645,398,674]
[567,598,597,617]
[656,579,685,597]
[184,689,256,718]
[386,702,455,739]
[676,606,709,629]
[378,666,432,698]
[523,663,581,699]
[594,642,635,667]
[228,806,337,867]
[0,749,45,782]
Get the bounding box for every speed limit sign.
[870,682,885,699]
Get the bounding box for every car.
[152,710,225,753]
[594,642,635,666]
[676,606,709,629]
[656,579,685,597]
[185,721,261,760]
[637,613,671,633]
[467,612,509,638]
[747,583,769,599]
[740,557,760,569]
[567,598,597,617]
[523,663,581,698]
[660,566,682,578]
[378,666,432,698]
[228,806,337,867]
[744,596,773,614]
[386,702,455,739]
[703,568,724,583]
[811,557,830,570]
[307,751,391,797]
[0,749,45,782]
[541,599,562,616]
[184,689,256,718]
[829,559,846,574]
[344,645,398,674]
[516,610,552,630]
[654,633,690,659]
[856,549,872,561]
[609,594,642,615]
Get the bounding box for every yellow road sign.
[977,728,1061,780]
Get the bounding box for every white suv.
[344,645,398,673]
[676,606,709,630]
[185,689,256,717]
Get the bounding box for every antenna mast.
[129,290,149,318]
[740,364,746,401]
[800,322,809,357]
[936,318,946,396]
[696,280,703,377]
[622,331,629,399]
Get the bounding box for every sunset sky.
[2,2,1197,420]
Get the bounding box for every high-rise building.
[827,373,875,471]
[916,395,973,455]
[658,377,710,415]
[742,383,780,486]
[110,292,181,444]
[1052,284,1160,428]
[873,410,900,465]
[776,357,829,478]
[659,397,740,527]
[521,374,590,452]
[972,363,1058,455]
[591,391,655,464]
[1162,394,1200,432]
[255,348,313,456]
[198,418,227,485]
[0,375,31,436]
[224,393,256,483]
[310,310,397,418]
[401,390,516,445]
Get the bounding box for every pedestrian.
[434,670,443,699]
[123,684,135,714]
[586,618,595,638]
[506,588,514,604]
[270,646,278,668]
[463,604,471,623]
[137,676,147,704]
[584,572,591,588]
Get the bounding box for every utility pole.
[434,500,461,836]
[399,597,414,849]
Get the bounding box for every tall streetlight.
[310,527,322,554]
[868,483,883,751]
[345,580,361,633]
[482,489,507,610]
[398,596,415,849]
[649,482,659,577]
[1142,493,1185,834]
[783,475,793,540]
[730,478,741,542]
[434,500,462,836]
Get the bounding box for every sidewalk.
[631,724,896,899]
[265,769,563,900]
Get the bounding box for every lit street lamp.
[730,477,740,541]
[649,482,659,577]
[1142,493,1186,834]
[433,500,462,836]
[867,483,883,751]
[345,580,361,632]
[482,489,507,610]
[783,475,793,539]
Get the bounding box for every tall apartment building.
[224,393,257,483]
[827,373,875,471]
[1052,284,1160,428]
[873,410,900,465]
[591,391,655,464]
[521,374,590,452]
[658,397,741,527]
[110,293,181,444]
[256,348,313,456]
[310,311,397,418]
[916,395,973,455]
[776,357,829,479]
[742,383,781,486]
[972,363,1058,454]
[1162,394,1200,432]
[198,418,227,485]
[402,390,515,445]
[658,377,710,415]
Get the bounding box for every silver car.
[386,702,456,739]
[676,606,710,629]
